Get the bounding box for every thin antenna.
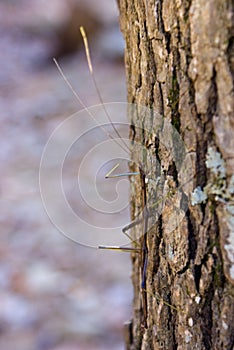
[53,58,128,155]
[80,26,93,74]
[79,26,130,154]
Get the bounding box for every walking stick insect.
[54,27,195,328]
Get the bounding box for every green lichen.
[191,186,207,205]
[205,147,226,178]
[191,147,234,206]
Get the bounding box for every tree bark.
[118,1,234,349]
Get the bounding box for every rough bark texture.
[118,1,234,349]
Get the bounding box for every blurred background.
[0,1,132,349]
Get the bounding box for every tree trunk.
[118,1,234,349]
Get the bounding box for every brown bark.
[118,0,234,349]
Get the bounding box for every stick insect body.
[54,27,184,328]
